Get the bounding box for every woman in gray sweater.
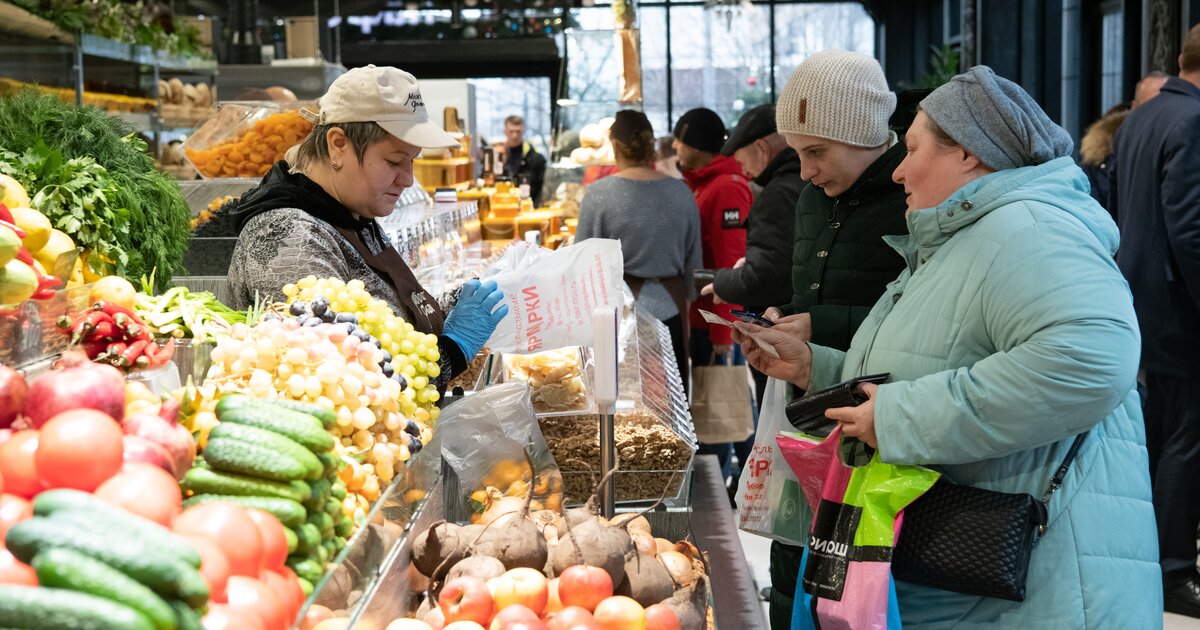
[575,110,702,390]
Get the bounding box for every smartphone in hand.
[729,308,775,327]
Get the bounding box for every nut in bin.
[506,348,587,412]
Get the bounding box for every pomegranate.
[122,410,196,481]
[25,351,124,427]
[0,366,27,428]
[121,435,177,478]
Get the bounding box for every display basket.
[181,101,316,179]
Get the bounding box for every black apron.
[333,226,446,336]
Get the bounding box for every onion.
[122,411,196,481]
[25,351,125,428]
[0,366,28,428]
[122,435,176,478]
[657,550,697,588]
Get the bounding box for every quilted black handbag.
[891,432,1088,602]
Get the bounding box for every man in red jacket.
[673,107,753,477]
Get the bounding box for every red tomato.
[94,463,182,527]
[0,468,5,495]
[0,547,36,586]
[35,409,123,492]
[245,509,288,573]
[173,503,264,578]
[0,494,32,539]
[177,533,232,604]
[0,431,41,498]
[226,575,289,630]
[202,603,268,630]
[275,566,306,612]
[260,569,303,621]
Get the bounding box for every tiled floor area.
[737,529,1200,629]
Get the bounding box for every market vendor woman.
[225,65,507,387]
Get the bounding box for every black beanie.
[673,108,727,154]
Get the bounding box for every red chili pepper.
[107,341,127,357]
[0,220,25,240]
[90,320,116,340]
[70,310,111,344]
[99,302,143,322]
[81,338,108,359]
[148,338,176,368]
[134,356,150,369]
[121,339,150,367]
[124,323,150,343]
[0,203,12,224]
[15,248,33,266]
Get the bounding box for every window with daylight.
[1100,0,1124,112]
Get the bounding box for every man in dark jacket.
[1110,22,1200,618]
[752,49,909,629]
[496,115,547,206]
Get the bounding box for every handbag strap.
[1037,431,1088,535]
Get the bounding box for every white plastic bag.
[482,239,625,353]
[735,377,812,546]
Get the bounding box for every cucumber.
[330,481,347,500]
[303,479,332,512]
[0,585,155,630]
[308,512,334,538]
[182,495,306,529]
[31,547,176,630]
[335,518,353,538]
[284,527,299,554]
[295,523,321,554]
[298,577,314,596]
[315,544,330,564]
[33,490,201,568]
[182,466,311,503]
[202,437,308,482]
[287,557,325,584]
[217,403,334,453]
[6,519,209,607]
[217,394,336,429]
[324,498,342,518]
[168,601,203,630]
[209,423,323,480]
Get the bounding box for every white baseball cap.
[304,65,459,150]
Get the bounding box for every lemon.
[9,207,52,252]
[0,259,37,305]
[0,173,30,209]
[67,257,84,287]
[0,225,19,266]
[34,228,76,270]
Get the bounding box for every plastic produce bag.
[777,428,939,630]
[734,377,811,546]
[436,382,564,522]
[481,239,625,354]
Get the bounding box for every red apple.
[543,606,595,630]
[439,576,494,625]
[592,596,645,630]
[489,568,549,615]
[556,566,613,613]
[643,604,680,630]
[489,604,544,630]
[544,578,563,614]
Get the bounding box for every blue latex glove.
[444,279,509,359]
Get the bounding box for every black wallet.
[784,373,890,436]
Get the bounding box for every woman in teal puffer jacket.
[734,66,1161,628]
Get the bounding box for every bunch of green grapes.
[283,276,443,424]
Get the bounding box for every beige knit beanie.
[776,50,896,147]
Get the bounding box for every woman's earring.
[331,160,342,171]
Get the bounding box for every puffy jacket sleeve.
[702,178,752,344]
[872,217,1141,465]
[713,184,795,308]
[1161,113,1200,310]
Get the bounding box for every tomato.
[276,566,306,612]
[173,503,264,578]
[0,468,5,495]
[245,509,288,573]
[177,533,232,604]
[0,547,36,586]
[300,605,335,630]
[226,575,289,630]
[0,494,32,539]
[202,603,267,630]
[0,431,41,498]
[260,569,303,622]
[35,409,123,492]
[94,463,182,526]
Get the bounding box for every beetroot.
[0,366,27,428]
[122,411,196,481]
[25,351,125,427]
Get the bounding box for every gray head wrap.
[920,65,1073,170]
